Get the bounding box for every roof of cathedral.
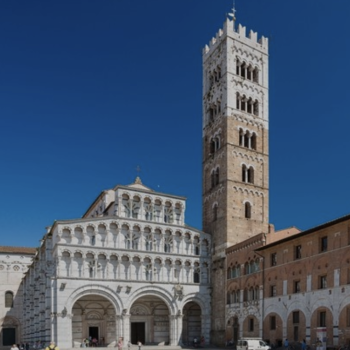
[125,176,154,192]
[0,246,37,255]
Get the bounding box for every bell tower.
[202,13,269,344]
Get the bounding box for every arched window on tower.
[247,167,254,184]
[210,139,216,155]
[215,136,220,151]
[253,67,259,83]
[5,291,13,308]
[253,100,259,116]
[247,98,253,114]
[245,202,252,219]
[239,128,244,146]
[213,204,218,222]
[251,133,257,150]
[240,63,246,78]
[211,170,215,189]
[242,165,247,182]
[215,168,220,186]
[241,95,246,111]
[210,136,221,156]
[247,67,252,80]
[239,129,258,150]
[244,132,250,148]
[242,165,254,184]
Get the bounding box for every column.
[139,199,144,221]
[122,314,131,348]
[161,204,165,223]
[201,314,210,346]
[176,313,184,345]
[169,315,176,345]
[115,315,123,346]
[160,263,164,282]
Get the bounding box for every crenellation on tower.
[203,18,268,57]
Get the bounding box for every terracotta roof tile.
[0,246,36,255]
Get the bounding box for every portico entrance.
[130,295,170,345]
[182,302,202,345]
[72,294,116,346]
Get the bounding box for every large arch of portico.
[124,285,175,345]
[56,284,123,349]
[180,293,210,346]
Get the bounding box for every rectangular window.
[248,318,254,332]
[319,275,327,289]
[293,311,300,324]
[271,253,277,267]
[320,236,328,252]
[295,245,302,259]
[294,280,301,293]
[319,311,326,327]
[270,285,276,297]
[270,316,276,330]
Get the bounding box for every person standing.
[127,341,131,350]
[284,339,289,350]
[45,342,58,350]
[137,341,142,350]
[11,345,19,350]
[117,339,123,350]
[301,339,306,350]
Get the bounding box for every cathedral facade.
[1,179,211,349]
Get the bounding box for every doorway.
[233,317,239,344]
[131,323,145,344]
[89,327,99,345]
[293,326,299,342]
[3,328,16,346]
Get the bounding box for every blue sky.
[1,0,350,248]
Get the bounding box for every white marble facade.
[20,178,211,348]
[0,248,36,350]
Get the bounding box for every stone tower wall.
[202,16,269,345]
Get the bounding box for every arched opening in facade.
[226,316,240,346]
[1,316,19,346]
[182,302,202,345]
[130,296,170,345]
[71,295,116,346]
